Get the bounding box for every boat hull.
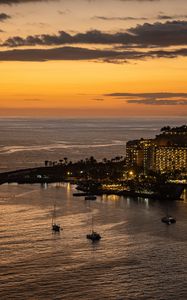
[87,232,101,241]
[161,216,176,225]
[52,224,61,232]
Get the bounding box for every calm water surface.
[0,117,187,299]
[0,183,187,300]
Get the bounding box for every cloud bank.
[0,46,187,62]
[1,20,187,62]
[3,21,187,48]
[105,93,187,105]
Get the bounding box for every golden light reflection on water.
[101,194,120,202]
[1,183,187,300]
[182,189,187,202]
[66,182,71,198]
[144,198,150,209]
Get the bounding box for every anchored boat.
[52,203,62,232]
[161,216,176,225]
[86,216,101,242]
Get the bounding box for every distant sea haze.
[0,117,186,172]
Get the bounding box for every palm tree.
[59,159,63,165]
[64,157,68,165]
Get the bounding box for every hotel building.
[126,126,187,173]
[153,146,187,172]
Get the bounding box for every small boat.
[52,223,61,232]
[87,231,101,241]
[86,216,101,242]
[52,203,62,232]
[85,195,97,201]
[161,216,176,225]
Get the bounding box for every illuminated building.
[126,140,144,167]
[126,125,187,173]
[126,139,155,170]
[153,146,187,172]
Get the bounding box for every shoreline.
[0,166,185,201]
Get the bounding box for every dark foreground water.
[0,183,187,300]
[0,117,187,299]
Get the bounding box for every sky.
[0,0,187,117]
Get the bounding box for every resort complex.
[126,125,187,173]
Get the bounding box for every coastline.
[0,166,185,201]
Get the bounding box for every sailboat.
[52,203,61,232]
[161,205,176,225]
[161,215,176,225]
[86,216,101,242]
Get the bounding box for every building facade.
[126,126,187,173]
[153,146,187,172]
[126,140,144,168]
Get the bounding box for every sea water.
[0,117,187,300]
[0,116,186,172]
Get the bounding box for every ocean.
[0,117,187,300]
[0,116,186,172]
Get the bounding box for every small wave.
[0,140,124,154]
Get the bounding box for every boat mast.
[92,215,94,232]
[52,203,56,225]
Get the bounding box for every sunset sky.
[0,0,187,117]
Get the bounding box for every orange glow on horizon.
[0,58,187,116]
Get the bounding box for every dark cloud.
[93,16,148,21]
[3,21,187,48]
[0,46,187,62]
[157,15,177,20]
[128,21,187,47]
[0,0,162,4]
[127,99,187,105]
[120,0,160,1]
[105,93,187,105]
[0,46,124,61]
[0,13,11,21]
[105,92,187,98]
[94,14,187,22]
[0,0,58,5]
[157,14,187,20]
[87,0,159,1]
[3,30,126,47]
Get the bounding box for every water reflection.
[144,198,149,209]
[0,183,187,300]
[182,188,187,202]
